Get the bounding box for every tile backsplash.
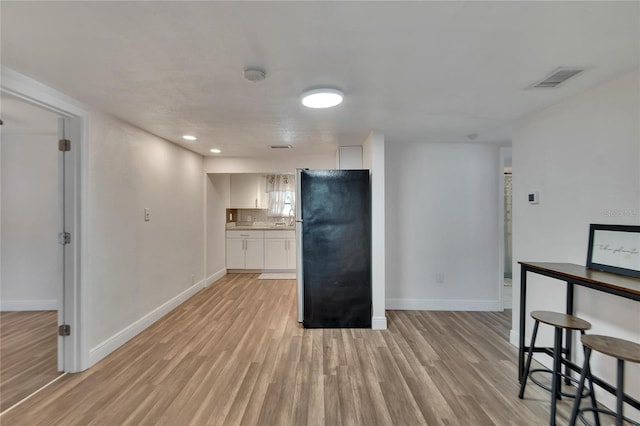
[234,209,293,225]
[237,209,268,224]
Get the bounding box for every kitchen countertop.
[226,225,296,231]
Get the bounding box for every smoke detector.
[243,68,266,83]
[527,67,586,89]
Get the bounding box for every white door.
[0,95,67,388]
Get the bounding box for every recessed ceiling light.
[301,88,344,108]
[210,148,221,153]
[182,135,197,141]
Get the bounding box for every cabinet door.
[286,239,297,269]
[230,174,259,208]
[265,239,288,270]
[244,239,265,269]
[226,239,245,269]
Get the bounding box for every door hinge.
[58,231,71,245]
[58,139,71,151]
[58,324,71,336]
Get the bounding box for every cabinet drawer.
[226,230,264,239]
[264,230,296,239]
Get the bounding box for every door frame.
[498,146,512,311]
[2,67,88,372]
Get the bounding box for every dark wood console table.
[519,262,640,410]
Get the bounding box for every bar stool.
[519,310,594,426]
[570,335,640,426]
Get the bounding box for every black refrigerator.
[295,169,372,328]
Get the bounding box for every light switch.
[144,208,151,221]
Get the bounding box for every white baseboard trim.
[371,315,387,330]
[1,299,58,311]
[89,280,205,366]
[206,268,227,286]
[386,298,501,311]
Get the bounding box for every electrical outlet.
[144,208,151,222]
[436,273,445,284]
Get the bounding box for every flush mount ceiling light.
[182,135,197,141]
[301,88,344,109]
[209,148,221,153]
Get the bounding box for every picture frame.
[586,224,640,278]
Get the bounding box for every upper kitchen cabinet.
[230,174,268,209]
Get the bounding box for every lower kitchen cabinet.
[264,231,296,270]
[226,231,264,269]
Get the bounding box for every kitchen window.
[266,174,295,218]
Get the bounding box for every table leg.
[565,282,575,384]
[519,266,527,382]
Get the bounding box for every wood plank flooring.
[1,274,571,425]
[0,310,60,411]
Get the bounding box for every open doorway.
[0,93,64,410]
[500,147,513,309]
[503,166,513,306]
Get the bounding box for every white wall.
[206,173,230,284]
[204,153,335,174]
[87,111,205,363]
[512,69,639,418]
[386,142,501,310]
[1,133,60,310]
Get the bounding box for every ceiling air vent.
[527,67,586,89]
[270,144,292,149]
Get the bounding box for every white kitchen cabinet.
[226,238,245,269]
[230,174,268,209]
[226,230,264,269]
[264,230,296,270]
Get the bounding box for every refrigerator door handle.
[296,168,304,323]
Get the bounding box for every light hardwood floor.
[0,310,60,411]
[2,274,571,425]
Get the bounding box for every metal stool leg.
[569,347,591,426]
[519,320,539,399]
[550,327,562,425]
[616,359,624,426]
[585,350,601,426]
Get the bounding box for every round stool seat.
[520,310,595,425]
[570,335,640,426]
[581,335,640,364]
[531,310,592,331]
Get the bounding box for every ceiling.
[1,1,638,157]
